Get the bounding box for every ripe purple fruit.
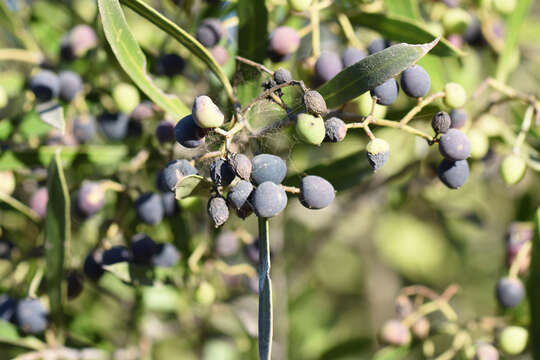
[73,114,96,143]
[152,243,180,267]
[67,271,84,300]
[450,108,467,129]
[135,192,164,225]
[0,295,17,322]
[324,117,347,142]
[155,121,175,143]
[155,53,186,77]
[474,344,499,360]
[58,71,83,102]
[411,317,430,339]
[368,38,391,54]
[60,24,97,60]
[162,159,198,192]
[0,240,13,260]
[227,180,254,212]
[210,45,229,66]
[380,319,411,346]
[299,175,335,210]
[274,68,292,84]
[371,78,399,106]
[208,196,229,227]
[437,159,469,189]
[30,187,48,219]
[303,90,327,115]
[130,101,154,121]
[102,246,132,265]
[366,138,390,171]
[229,153,252,181]
[432,111,451,134]
[215,231,240,257]
[496,277,525,308]
[251,181,288,218]
[76,182,105,218]
[268,26,300,62]
[30,70,60,102]
[175,114,207,148]
[196,18,223,48]
[161,192,179,217]
[400,65,431,98]
[83,251,104,281]
[314,52,343,84]
[341,48,366,67]
[131,234,157,264]
[210,158,236,187]
[98,112,130,140]
[251,154,287,185]
[16,298,48,334]
[439,128,471,160]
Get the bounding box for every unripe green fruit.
[192,95,224,128]
[113,83,140,114]
[288,0,312,12]
[477,114,501,137]
[444,82,467,108]
[296,113,325,145]
[498,326,528,355]
[468,128,489,159]
[0,86,7,108]
[0,171,15,195]
[356,91,387,118]
[195,281,216,305]
[500,154,527,185]
[493,0,516,15]
[442,8,471,35]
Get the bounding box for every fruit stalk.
[258,217,273,360]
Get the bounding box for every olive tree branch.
[258,217,273,360]
[400,91,445,125]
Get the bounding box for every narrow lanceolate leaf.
[318,39,438,109]
[118,0,235,103]
[384,0,420,20]
[495,0,532,83]
[36,101,64,131]
[528,207,540,359]
[258,217,273,360]
[349,12,463,57]
[97,0,189,118]
[175,175,213,200]
[235,0,268,104]
[45,150,71,332]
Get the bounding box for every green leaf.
[235,0,268,104]
[103,263,154,286]
[284,150,372,191]
[35,101,64,131]
[319,337,372,360]
[528,207,540,359]
[384,0,420,20]
[373,346,409,360]
[174,175,213,200]
[258,217,272,360]
[45,150,71,334]
[495,0,533,82]
[97,0,189,118]
[349,12,463,57]
[318,39,438,109]
[118,0,235,103]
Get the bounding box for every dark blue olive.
[437,159,469,189]
[342,48,366,67]
[162,159,198,192]
[98,112,130,140]
[210,158,235,187]
[175,114,207,148]
[299,175,335,210]
[30,70,60,102]
[251,181,288,218]
[496,277,525,308]
[152,243,180,267]
[59,71,83,102]
[370,78,399,106]
[83,251,104,281]
[16,298,48,334]
[135,192,164,225]
[102,246,132,265]
[251,154,287,185]
[368,38,391,54]
[400,65,430,98]
[131,234,157,264]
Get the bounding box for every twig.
[258,217,273,360]
[310,0,321,58]
[509,240,532,278]
[400,92,445,125]
[336,13,361,48]
[235,56,274,76]
[0,192,42,223]
[513,105,534,154]
[281,185,300,194]
[0,48,43,64]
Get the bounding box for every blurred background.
[0,0,539,359]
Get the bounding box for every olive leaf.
[175,175,213,200]
[318,39,439,109]
[97,0,190,118]
[36,101,64,131]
